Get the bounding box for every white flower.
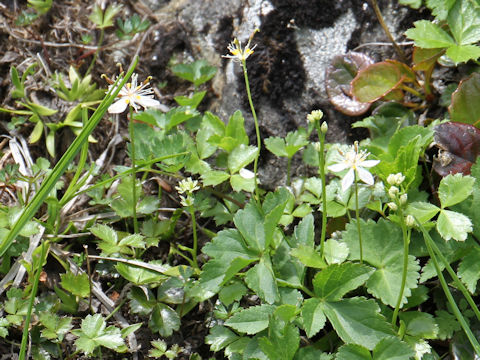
[175,177,200,195]
[307,109,324,123]
[223,29,258,63]
[387,172,405,186]
[107,73,160,113]
[328,142,380,192]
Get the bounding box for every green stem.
[241,59,261,206]
[429,236,480,321]
[189,206,199,270]
[400,84,424,99]
[129,107,138,234]
[316,125,328,258]
[354,172,363,263]
[286,157,292,186]
[392,213,410,327]
[86,28,104,76]
[19,241,48,360]
[369,0,406,62]
[418,220,480,355]
[276,279,316,298]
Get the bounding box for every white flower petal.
[108,98,129,113]
[137,96,160,109]
[239,168,255,179]
[328,163,348,172]
[357,167,375,185]
[360,159,380,168]
[341,169,355,191]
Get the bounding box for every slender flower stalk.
[308,110,328,258]
[104,71,160,234]
[223,30,261,205]
[328,142,380,263]
[176,178,201,269]
[129,107,138,234]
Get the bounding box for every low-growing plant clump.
[2,0,480,359]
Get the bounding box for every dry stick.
[369,0,407,62]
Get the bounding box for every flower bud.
[387,202,398,211]
[320,121,328,134]
[405,215,415,227]
[399,193,408,205]
[388,186,399,198]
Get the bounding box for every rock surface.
[137,0,416,187]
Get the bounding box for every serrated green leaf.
[342,219,420,307]
[265,136,288,157]
[406,202,440,223]
[233,202,265,252]
[435,310,461,340]
[426,0,455,20]
[301,298,326,338]
[372,336,415,360]
[290,245,326,269]
[399,311,438,338]
[245,258,279,304]
[200,257,255,293]
[202,228,259,261]
[228,144,258,174]
[292,213,314,247]
[219,282,247,306]
[437,209,472,241]
[324,239,349,265]
[258,317,300,360]
[115,262,166,285]
[230,174,255,192]
[225,304,275,334]
[206,325,239,352]
[438,173,475,208]
[60,272,90,298]
[447,0,480,45]
[446,44,480,63]
[323,297,394,350]
[458,247,480,293]
[148,303,180,337]
[313,263,374,301]
[405,20,455,48]
[73,314,124,355]
[336,344,371,360]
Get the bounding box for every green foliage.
[116,14,151,40]
[172,60,217,87]
[89,3,122,29]
[71,314,125,355]
[406,0,480,63]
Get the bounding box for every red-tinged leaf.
[412,47,445,71]
[449,73,480,126]
[351,62,406,103]
[386,60,416,82]
[433,122,480,176]
[325,52,374,116]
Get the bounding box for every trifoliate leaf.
[437,209,472,241]
[225,304,275,334]
[312,263,374,301]
[323,297,394,350]
[438,173,474,208]
[342,219,420,307]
